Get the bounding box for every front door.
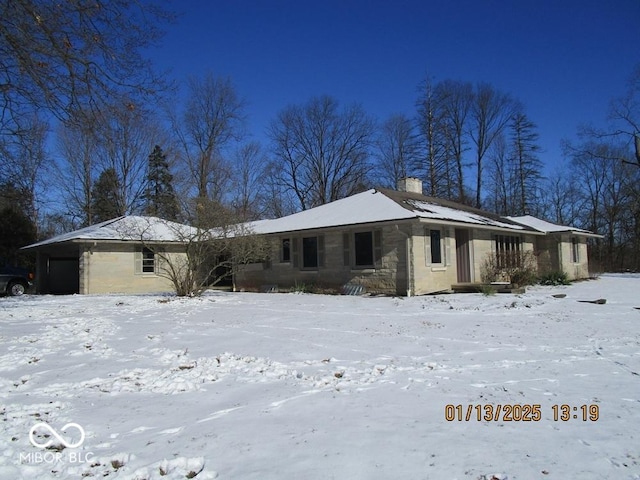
[455,229,471,283]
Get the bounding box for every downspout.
[557,235,563,276]
[396,225,413,297]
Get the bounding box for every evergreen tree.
[0,182,37,264]
[510,110,543,215]
[143,145,180,220]
[91,168,123,223]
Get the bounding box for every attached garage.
[29,242,81,295]
[22,216,190,295]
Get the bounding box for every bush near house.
[481,250,538,287]
[482,251,574,288]
[539,271,571,286]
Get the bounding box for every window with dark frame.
[495,235,521,269]
[281,238,291,262]
[354,231,374,267]
[430,229,442,264]
[302,236,318,269]
[142,247,155,273]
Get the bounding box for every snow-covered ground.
[1,274,639,480]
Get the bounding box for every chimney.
[397,177,423,194]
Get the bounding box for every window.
[354,231,374,266]
[135,247,156,274]
[495,235,521,269]
[301,235,324,269]
[281,238,291,263]
[428,229,443,264]
[344,230,382,268]
[571,237,580,263]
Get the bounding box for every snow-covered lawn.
[1,274,639,480]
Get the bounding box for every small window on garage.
[135,247,156,274]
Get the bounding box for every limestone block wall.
[82,243,181,294]
[235,223,409,295]
[557,234,590,280]
[469,229,537,283]
[534,234,590,280]
[534,235,559,276]
[412,224,458,294]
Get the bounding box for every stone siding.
[236,224,409,295]
[82,243,181,294]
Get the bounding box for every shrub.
[479,284,497,296]
[480,250,538,286]
[511,268,538,287]
[539,271,571,286]
[291,281,312,293]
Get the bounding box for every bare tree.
[55,117,98,226]
[437,79,473,201]
[485,134,514,215]
[536,167,582,226]
[0,0,173,134]
[229,142,267,221]
[469,83,514,208]
[415,77,474,202]
[261,161,298,219]
[55,101,165,225]
[124,207,270,297]
[607,65,640,166]
[170,73,245,208]
[566,140,640,270]
[375,114,419,189]
[0,113,49,225]
[98,102,164,215]
[268,95,375,210]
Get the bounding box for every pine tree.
[143,145,180,220]
[91,168,123,223]
[510,111,543,215]
[0,182,37,264]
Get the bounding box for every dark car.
[0,265,34,296]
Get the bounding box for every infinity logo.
[29,422,86,449]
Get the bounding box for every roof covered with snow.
[506,215,601,237]
[25,193,597,250]
[248,189,537,235]
[23,216,196,249]
[247,189,414,234]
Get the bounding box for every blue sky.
[150,0,640,174]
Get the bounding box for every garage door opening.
[48,258,80,294]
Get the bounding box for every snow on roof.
[248,189,415,234]
[25,196,563,251]
[248,189,531,235]
[23,216,195,249]
[506,215,599,236]
[406,199,526,230]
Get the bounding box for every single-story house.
[23,178,601,296]
[505,215,597,281]
[22,216,191,294]
[235,178,601,296]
